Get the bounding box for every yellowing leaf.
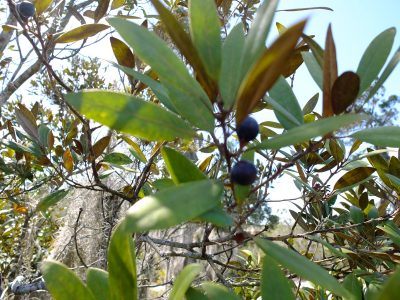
[55,24,110,44]
[94,0,110,22]
[333,167,376,191]
[236,20,306,124]
[92,135,111,159]
[63,149,74,174]
[111,0,125,10]
[331,71,360,115]
[322,25,338,117]
[121,136,147,163]
[110,37,135,68]
[34,0,53,15]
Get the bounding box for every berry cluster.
[230,116,259,186]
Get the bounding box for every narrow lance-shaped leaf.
[110,37,135,69]
[333,167,376,191]
[111,0,124,10]
[331,71,360,115]
[357,27,396,95]
[189,0,222,81]
[35,189,69,212]
[103,152,133,165]
[34,0,53,15]
[302,93,319,115]
[108,18,214,131]
[255,238,352,298]
[55,24,110,43]
[92,135,111,160]
[302,51,323,89]
[322,25,337,117]
[94,0,110,22]
[302,34,324,67]
[351,126,400,148]
[168,264,202,300]
[256,114,368,150]
[65,90,194,141]
[15,103,39,141]
[236,20,306,124]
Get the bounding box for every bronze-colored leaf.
[150,0,217,100]
[111,0,125,10]
[282,47,306,77]
[331,71,360,114]
[55,24,110,43]
[235,20,306,124]
[110,37,135,68]
[322,25,338,117]
[94,0,110,22]
[329,139,345,162]
[34,0,53,15]
[349,139,362,155]
[63,149,74,174]
[15,104,39,141]
[198,154,213,172]
[92,135,111,159]
[83,10,95,19]
[333,167,376,190]
[389,156,400,178]
[359,192,369,210]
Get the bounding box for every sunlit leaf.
[220,24,245,109]
[34,0,53,15]
[352,126,400,148]
[65,90,194,141]
[92,135,111,160]
[168,264,202,300]
[36,189,69,212]
[331,71,360,114]
[261,256,295,300]
[189,0,222,81]
[236,20,306,124]
[255,238,351,298]
[269,76,304,129]
[357,27,396,95]
[322,25,337,117]
[121,136,147,163]
[103,152,133,165]
[110,37,135,68]
[333,167,376,190]
[302,34,324,67]
[111,0,125,10]
[108,18,214,131]
[63,149,74,174]
[55,24,110,43]
[42,261,96,300]
[256,114,367,150]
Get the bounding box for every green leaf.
[255,238,351,298]
[367,45,400,100]
[107,18,214,131]
[196,207,234,227]
[343,274,363,300]
[269,76,304,129]
[309,236,349,259]
[86,268,110,300]
[302,93,319,115]
[357,27,396,95]
[302,51,323,89]
[108,225,137,300]
[200,282,241,300]
[220,24,245,109]
[352,126,400,148]
[333,167,376,191]
[65,90,194,141]
[36,189,69,212]
[42,261,96,300]
[38,124,51,148]
[375,266,400,300]
[257,114,367,150]
[261,256,295,300]
[120,180,223,233]
[161,147,206,184]
[186,287,209,300]
[55,24,110,43]
[189,0,222,81]
[169,264,202,300]
[241,0,279,76]
[386,174,400,189]
[350,205,365,223]
[103,152,133,165]
[378,221,400,247]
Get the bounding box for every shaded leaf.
[375,266,400,300]
[329,139,345,162]
[302,93,319,115]
[94,0,110,22]
[189,0,222,81]
[15,104,39,141]
[86,268,110,300]
[168,264,202,300]
[103,152,133,165]
[377,221,400,247]
[111,0,125,10]
[322,25,338,117]
[36,189,69,212]
[352,126,400,148]
[331,71,360,114]
[186,287,209,300]
[255,238,351,298]
[55,24,110,43]
[256,114,367,150]
[343,274,363,300]
[302,51,323,89]
[110,37,135,68]
[42,261,95,300]
[236,20,306,124]
[357,27,395,95]
[65,90,194,141]
[200,282,241,300]
[92,135,111,160]
[121,136,147,163]
[261,256,295,300]
[333,167,376,190]
[350,205,365,223]
[302,34,324,67]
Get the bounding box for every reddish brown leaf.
[331,71,360,114]
[333,167,376,190]
[94,0,110,22]
[92,135,111,159]
[110,37,135,69]
[322,25,338,117]
[235,20,306,124]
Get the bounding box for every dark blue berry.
[236,116,259,143]
[230,160,257,185]
[17,1,36,20]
